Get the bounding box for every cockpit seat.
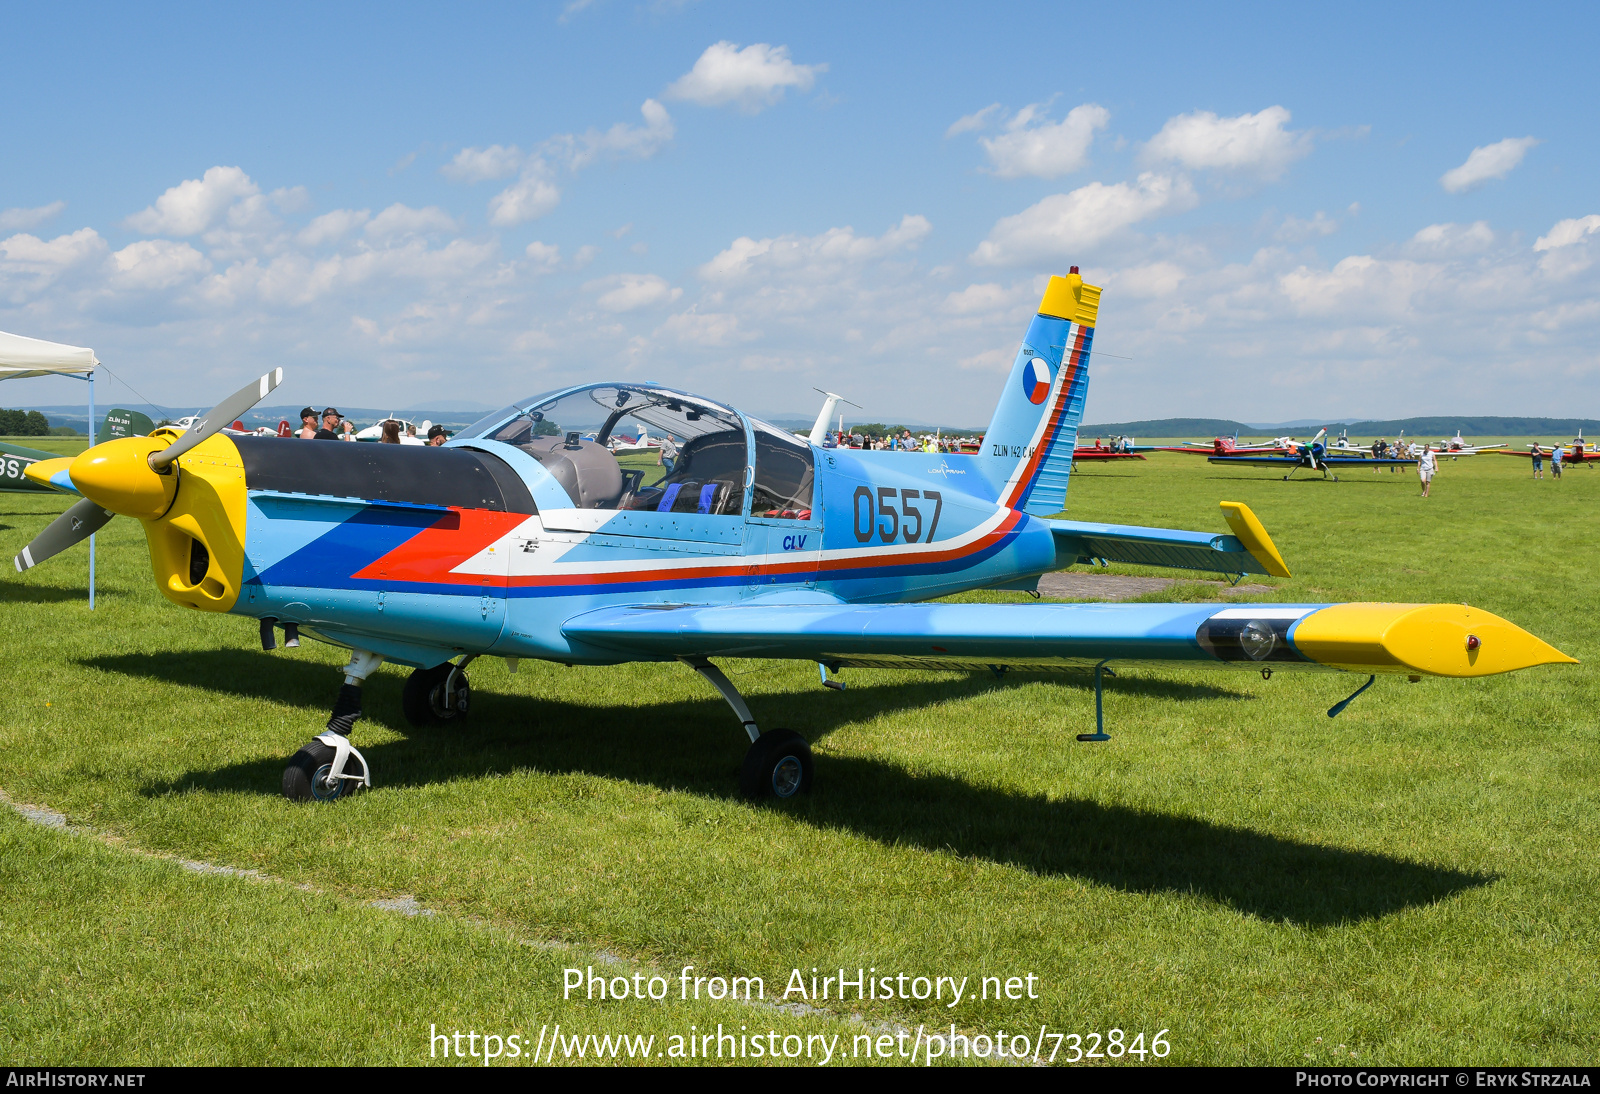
[649,480,734,514]
[521,436,624,509]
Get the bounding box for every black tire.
[281,737,365,803]
[739,729,813,800]
[401,664,470,728]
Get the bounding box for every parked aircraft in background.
[1209,429,1416,480]
[1499,432,1599,465]
[10,272,1574,808]
[0,439,60,494]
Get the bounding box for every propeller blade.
[13,498,114,572]
[149,367,283,470]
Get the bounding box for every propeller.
[13,498,113,572]
[10,367,285,574]
[148,367,282,471]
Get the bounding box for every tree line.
[0,409,52,436]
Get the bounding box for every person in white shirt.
[1417,447,1437,497]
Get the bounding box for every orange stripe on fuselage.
[351,508,528,586]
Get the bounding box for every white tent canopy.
[1,327,100,609]
[0,329,99,380]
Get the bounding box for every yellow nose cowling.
[68,433,249,612]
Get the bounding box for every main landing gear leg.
[1076,661,1115,742]
[683,656,813,801]
[282,649,383,802]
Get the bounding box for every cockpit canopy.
[458,383,814,518]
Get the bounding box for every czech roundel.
[1021,356,1053,405]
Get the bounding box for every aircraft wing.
[1,443,73,495]
[560,600,1574,678]
[1208,455,1415,468]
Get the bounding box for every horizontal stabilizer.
[1050,520,1267,577]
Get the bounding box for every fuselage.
[219,384,1057,669]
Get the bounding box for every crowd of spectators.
[290,406,448,446]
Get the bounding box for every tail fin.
[975,271,1101,515]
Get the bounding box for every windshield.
[459,384,743,446]
[458,383,752,513]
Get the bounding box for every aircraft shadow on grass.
[1,582,115,604]
[96,649,1490,927]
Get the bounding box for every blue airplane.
[11,271,1575,803]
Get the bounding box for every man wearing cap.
[297,407,318,439]
[314,408,343,440]
[427,424,449,447]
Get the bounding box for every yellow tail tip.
[1039,272,1102,327]
[1219,501,1291,578]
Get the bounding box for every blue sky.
[3,1,1597,426]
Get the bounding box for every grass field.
[1,437,1595,1066]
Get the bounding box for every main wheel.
[739,729,813,800]
[282,738,366,803]
[401,664,471,728]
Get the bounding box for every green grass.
[0,450,1594,1065]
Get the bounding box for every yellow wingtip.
[1219,500,1291,578]
[22,457,72,489]
[1293,603,1578,678]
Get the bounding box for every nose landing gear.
[282,650,382,803]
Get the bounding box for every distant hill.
[1083,416,1600,438]
[1079,418,1255,438]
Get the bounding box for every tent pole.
[87,370,95,611]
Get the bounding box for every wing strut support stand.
[1076,661,1115,742]
[683,656,761,743]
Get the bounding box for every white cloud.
[572,244,600,269]
[125,166,260,236]
[1106,261,1187,298]
[700,215,931,283]
[666,42,825,113]
[655,309,754,346]
[1144,106,1310,179]
[1440,137,1539,193]
[1534,215,1600,251]
[1406,221,1494,255]
[587,273,682,312]
[0,201,67,232]
[489,170,561,226]
[442,144,525,183]
[971,173,1198,266]
[365,204,458,240]
[1275,211,1339,242]
[979,103,1109,179]
[943,282,1017,315]
[946,103,1002,138]
[109,240,210,290]
[297,209,371,248]
[563,99,674,169]
[524,241,561,270]
[0,228,108,288]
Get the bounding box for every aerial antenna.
[810,388,862,446]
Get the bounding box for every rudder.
[975,271,1101,515]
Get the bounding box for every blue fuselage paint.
[233,412,1062,667]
